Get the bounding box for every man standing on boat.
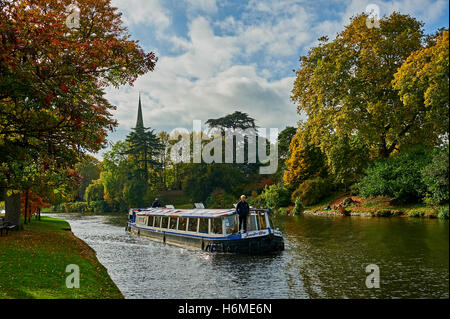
[236,195,250,233]
[152,198,161,208]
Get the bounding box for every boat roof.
[130,207,270,218]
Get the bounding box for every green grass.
[0,216,123,299]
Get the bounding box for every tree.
[85,179,104,204]
[278,127,297,161]
[205,111,256,133]
[125,94,163,184]
[392,30,449,144]
[74,155,102,201]
[273,126,296,182]
[205,111,263,177]
[0,0,157,227]
[283,129,327,190]
[126,125,163,182]
[101,141,131,211]
[292,13,427,162]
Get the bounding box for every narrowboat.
[126,207,284,254]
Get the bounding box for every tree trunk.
[5,191,22,230]
[24,190,28,225]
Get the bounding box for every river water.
[46,213,449,299]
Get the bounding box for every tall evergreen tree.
[126,94,163,183]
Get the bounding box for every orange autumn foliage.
[21,191,51,217]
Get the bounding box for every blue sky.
[101,0,449,157]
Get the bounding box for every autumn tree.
[292,13,426,164]
[0,0,157,227]
[283,128,327,190]
[392,30,449,143]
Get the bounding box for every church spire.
[136,92,144,128]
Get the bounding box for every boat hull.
[126,222,284,254]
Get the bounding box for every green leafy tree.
[85,179,104,204]
[292,13,427,163]
[74,156,102,201]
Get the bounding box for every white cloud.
[110,0,170,28]
[105,16,300,140]
[103,0,447,153]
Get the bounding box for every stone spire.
[136,92,144,128]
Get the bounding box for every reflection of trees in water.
[275,215,449,298]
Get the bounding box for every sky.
[100,0,449,158]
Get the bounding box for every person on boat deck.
[152,198,161,208]
[236,195,250,233]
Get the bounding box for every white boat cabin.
[129,208,275,236]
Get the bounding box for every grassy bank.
[0,216,123,299]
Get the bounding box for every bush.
[247,193,266,209]
[277,207,289,215]
[407,209,426,218]
[291,177,332,206]
[375,210,391,217]
[292,197,304,215]
[205,188,236,208]
[89,200,109,213]
[260,183,292,210]
[358,146,432,202]
[422,146,449,205]
[349,183,359,196]
[438,205,449,219]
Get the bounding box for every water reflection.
[46,213,448,299]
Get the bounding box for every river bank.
[0,216,123,299]
[276,195,449,219]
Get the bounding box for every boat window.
[210,218,223,235]
[178,217,187,231]
[161,216,169,229]
[199,218,208,234]
[223,215,238,234]
[137,216,146,224]
[187,218,198,232]
[249,214,258,231]
[147,216,154,227]
[169,217,177,230]
[258,212,267,229]
[154,216,162,228]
